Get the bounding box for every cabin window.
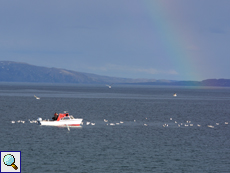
[62,116,70,120]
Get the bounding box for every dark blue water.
[0,83,230,172]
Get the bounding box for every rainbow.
[142,1,202,80]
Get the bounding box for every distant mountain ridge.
[0,61,230,86]
[137,79,230,87]
[0,61,93,83]
[0,61,157,84]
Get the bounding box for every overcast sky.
[0,0,230,81]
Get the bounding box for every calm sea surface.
[0,83,230,173]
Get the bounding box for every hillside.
[0,61,93,83]
[0,61,156,84]
[138,79,230,87]
[0,61,230,86]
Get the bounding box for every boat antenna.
[66,124,70,131]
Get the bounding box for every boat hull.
[38,118,83,126]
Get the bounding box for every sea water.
[0,83,230,172]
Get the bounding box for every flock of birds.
[162,117,229,129]
[81,89,177,127]
[85,119,124,126]
[83,117,229,129]
[11,117,229,130]
[11,89,228,129]
[11,119,37,124]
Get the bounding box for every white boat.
[37,112,83,126]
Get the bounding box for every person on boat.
[52,112,58,120]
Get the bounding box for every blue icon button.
[3,154,18,170]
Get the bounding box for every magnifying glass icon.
[3,154,18,170]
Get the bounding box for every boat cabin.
[56,113,69,121]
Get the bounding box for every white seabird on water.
[106,84,113,88]
[163,124,168,127]
[173,93,177,97]
[207,125,214,128]
[34,95,40,100]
